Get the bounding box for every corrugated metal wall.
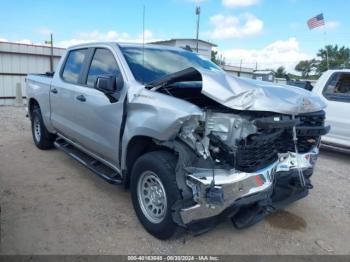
[0,42,65,105]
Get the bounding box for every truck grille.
[235,139,278,172]
[235,111,326,172]
[276,111,326,153]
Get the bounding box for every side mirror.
[95,75,116,94]
[94,75,124,102]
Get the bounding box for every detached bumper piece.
[231,171,311,229]
[181,148,318,235]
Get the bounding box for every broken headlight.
[179,117,210,158]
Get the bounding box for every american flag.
[307,13,325,29]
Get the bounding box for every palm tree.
[317,45,350,73]
[274,66,287,78]
[295,59,317,78]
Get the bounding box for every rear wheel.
[130,151,183,240]
[31,107,56,150]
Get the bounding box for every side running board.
[54,139,123,185]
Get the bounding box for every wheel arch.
[28,98,40,120]
[123,135,176,187]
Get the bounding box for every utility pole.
[50,34,53,72]
[142,5,146,84]
[238,59,242,77]
[195,6,201,53]
[45,34,54,72]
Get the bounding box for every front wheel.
[130,151,183,240]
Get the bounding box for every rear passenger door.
[322,72,350,147]
[50,48,90,141]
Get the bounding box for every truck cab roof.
[67,41,186,52]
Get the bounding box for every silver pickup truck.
[26,42,330,239]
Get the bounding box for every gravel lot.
[0,106,349,255]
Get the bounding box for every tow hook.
[206,186,224,205]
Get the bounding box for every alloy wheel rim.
[33,117,41,142]
[137,171,167,224]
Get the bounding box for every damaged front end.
[148,67,330,233]
[175,110,329,232]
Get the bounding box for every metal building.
[253,70,275,82]
[150,38,217,60]
[0,41,65,105]
[221,64,254,78]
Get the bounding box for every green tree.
[316,45,350,73]
[211,50,225,65]
[295,59,317,78]
[274,66,287,78]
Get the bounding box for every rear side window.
[86,48,121,87]
[323,73,350,103]
[62,49,88,84]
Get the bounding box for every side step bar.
[54,139,123,185]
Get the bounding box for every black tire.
[130,151,183,240]
[31,107,56,150]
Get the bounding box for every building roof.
[221,64,254,74]
[253,70,274,75]
[0,41,65,50]
[150,38,217,47]
[0,41,65,57]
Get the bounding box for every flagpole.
[322,16,329,70]
[308,13,329,70]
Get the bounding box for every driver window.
[86,48,121,87]
[323,73,350,102]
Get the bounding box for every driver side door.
[66,47,126,166]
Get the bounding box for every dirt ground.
[0,106,349,255]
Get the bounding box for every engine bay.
[154,80,330,172]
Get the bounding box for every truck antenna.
[142,5,145,84]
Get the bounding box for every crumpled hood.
[198,69,326,115]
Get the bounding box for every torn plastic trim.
[153,139,201,227]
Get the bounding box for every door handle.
[51,88,58,94]
[76,95,86,102]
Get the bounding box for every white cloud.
[221,37,312,72]
[16,39,34,45]
[57,29,160,48]
[138,29,154,40]
[206,13,263,39]
[325,20,340,30]
[37,27,53,36]
[222,0,260,8]
[0,38,36,45]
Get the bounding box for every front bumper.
[180,147,319,225]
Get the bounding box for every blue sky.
[0,0,349,72]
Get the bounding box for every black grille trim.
[233,110,328,172]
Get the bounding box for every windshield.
[120,45,222,84]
